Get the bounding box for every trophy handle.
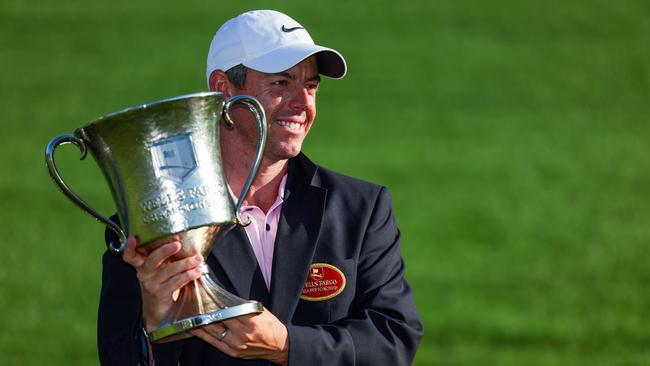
[223,95,268,227]
[45,134,127,253]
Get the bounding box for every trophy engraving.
[150,134,198,182]
[44,92,268,342]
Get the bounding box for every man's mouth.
[276,120,303,131]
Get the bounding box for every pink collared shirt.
[228,175,287,290]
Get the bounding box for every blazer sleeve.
[285,187,423,365]
[97,223,184,365]
[97,226,146,365]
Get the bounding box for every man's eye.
[272,80,288,86]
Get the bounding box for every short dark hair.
[225,64,248,89]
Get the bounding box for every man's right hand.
[122,236,205,332]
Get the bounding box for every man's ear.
[209,70,233,98]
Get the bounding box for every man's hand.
[122,236,204,331]
[190,308,289,366]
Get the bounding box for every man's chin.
[271,147,302,162]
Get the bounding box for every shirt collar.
[227,174,288,208]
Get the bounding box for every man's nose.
[289,86,312,112]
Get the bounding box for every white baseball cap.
[206,10,347,85]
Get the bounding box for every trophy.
[45,92,267,342]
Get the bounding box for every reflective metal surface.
[45,92,267,342]
[149,262,265,342]
[151,301,264,342]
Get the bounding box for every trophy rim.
[81,91,224,129]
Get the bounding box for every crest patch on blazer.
[300,263,346,301]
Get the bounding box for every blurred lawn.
[1,0,649,365]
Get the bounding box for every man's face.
[230,56,320,162]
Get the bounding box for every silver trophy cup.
[45,92,267,342]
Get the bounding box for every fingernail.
[168,242,181,252]
[194,255,204,263]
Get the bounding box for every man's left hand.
[190,307,289,366]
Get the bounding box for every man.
[98,9,422,366]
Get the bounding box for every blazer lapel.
[269,155,326,322]
[209,225,268,300]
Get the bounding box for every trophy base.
[149,301,263,343]
[149,264,264,343]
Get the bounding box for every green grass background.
[1,0,649,364]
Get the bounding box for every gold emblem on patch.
[300,263,346,301]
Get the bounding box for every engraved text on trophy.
[139,185,225,224]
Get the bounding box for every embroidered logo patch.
[300,263,346,301]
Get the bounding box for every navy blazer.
[98,153,423,365]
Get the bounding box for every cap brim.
[244,43,347,79]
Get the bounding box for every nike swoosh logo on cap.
[281,25,305,32]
